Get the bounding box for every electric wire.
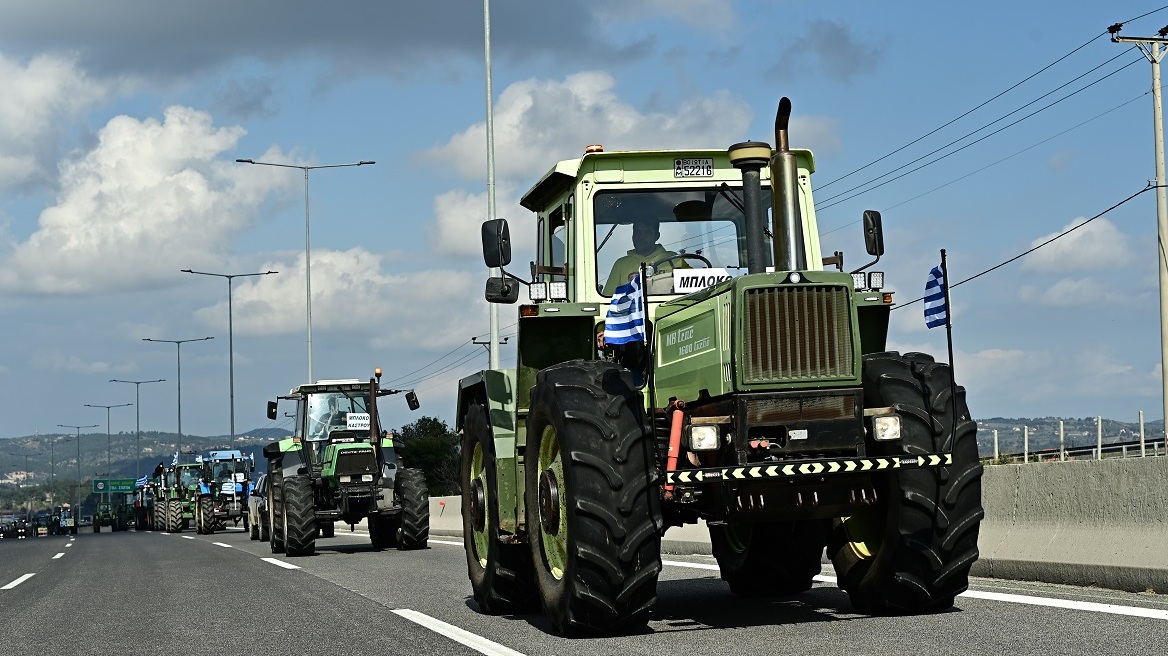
[894,184,1160,309]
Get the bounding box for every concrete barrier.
[429,455,1168,594]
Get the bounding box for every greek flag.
[135,475,149,488]
[924,264,947,329]
[604,274,646,345]
[170,451,179,466]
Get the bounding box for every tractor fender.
[456,369,518,459]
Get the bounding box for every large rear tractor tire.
[462,403,536,614]
[197,497,215,535]
[282,475,316,557]
[525,361,662,636]
[829,351,984,613]
[396,469,429,550]
[269,475,285,554]
[710,520,827,596]
[167,500,183,534]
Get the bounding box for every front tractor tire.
[197,497,215,535]
[269,475,285,554]
[525,361,662,636]
[461,404,536,614]
[829,351,984,613]
[167,500,183,534]
[396,468,430,550]
[710,520,827,596]
[282,475,316,557]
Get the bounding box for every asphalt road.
[2,526,1165,655]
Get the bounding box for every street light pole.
[235,157,375,383]
[143,337,213,458]
[110,378,165,481]
[84,403,133,483]
[181,268,277,439]
[58,424,97,514]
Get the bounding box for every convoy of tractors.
[2,96,981,638]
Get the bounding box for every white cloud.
[30,350,135,375]
[194,247,483,351]
[0,106,296,294]
[1017,276,1124,307]
[1019,217,1129,274]
[422,71,754,183]
[590,0,737,33]
[427,186,537,259]
[0,51,107,192]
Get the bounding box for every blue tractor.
[194,450,254,535]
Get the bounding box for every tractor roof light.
[868,271,884,290]
[529,282,548,303]
[851,273,867,290]
[549,281,568,301]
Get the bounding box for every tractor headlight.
[339,475,351,483]
[872,415,901,441]
[361,474,374,482]
[686,425,720,451]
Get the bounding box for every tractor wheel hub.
[538,469,560,535]
[469,479,486,532]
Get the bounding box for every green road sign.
[92,478,136,494]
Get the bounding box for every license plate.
[674,158,714,177]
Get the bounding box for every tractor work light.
[868,271,884,290]
[529,282,547,302]
[851,273,867,290]
[686,425,720,451]
[549,281,568,300]
[871,415,902,441]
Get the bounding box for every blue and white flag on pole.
[136,475,149,488]
[170,451,179,466]
[924,264,947,329]
[604,274,646,345]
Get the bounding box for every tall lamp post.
[235,157,375,383]
[84,403,133,483]
[110,378,165,481]
[49,435,72,507]
[143,336,213,458]
[181,268,277,439]
[58,424,97,515]
[8,450,37,516]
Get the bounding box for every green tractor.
[92,498,127,533]
[263,369,430,557]
[458,97,983,634]
[156,462,202,533]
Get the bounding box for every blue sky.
[1,0,1167,444]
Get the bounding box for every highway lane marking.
[212,542,233,548]
[181,536,196,540]
[392,608,523,656]
[1,574,35,590]
[53,553,64,559]
[430,539,462,547]
[261,557,301,570]
[65,543,72,547]
[961,589,1168,621]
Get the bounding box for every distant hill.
[0,428,291,485]
[977,416,1165,456]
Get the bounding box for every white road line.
[181,536,196,540]
[212,542,232,548]
[392,608,524,656]
[960,589,1168,621]
[430,539,463,547]
[1,574,35,590]
[261,557,301,570]
[65,543,73,548]
[53,553,64,560]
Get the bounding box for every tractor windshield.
[306,392,369,441]
[179,467,200,487]
[594,186,774,297]
[212,460,246,481]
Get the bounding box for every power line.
[816,52,1144,211]
[894,184,1160,309]
[817,4,1168,192]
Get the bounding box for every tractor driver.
[602,219,679,296]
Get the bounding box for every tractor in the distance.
[263,369,430,557]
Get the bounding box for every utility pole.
[484,0,501,370]
[1111,23,1168,433]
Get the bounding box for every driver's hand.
[596,331,606,349]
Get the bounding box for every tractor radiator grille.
[334,447,378,477]
[742,286,854,383]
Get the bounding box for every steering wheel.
[647,253,713,273]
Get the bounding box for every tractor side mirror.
[863,210,885,257]
[266,401,278,420]
[482,219,512,268]
[485,277,520,304]
[405,390,420,411]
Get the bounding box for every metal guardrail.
[988,437,1166,464]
